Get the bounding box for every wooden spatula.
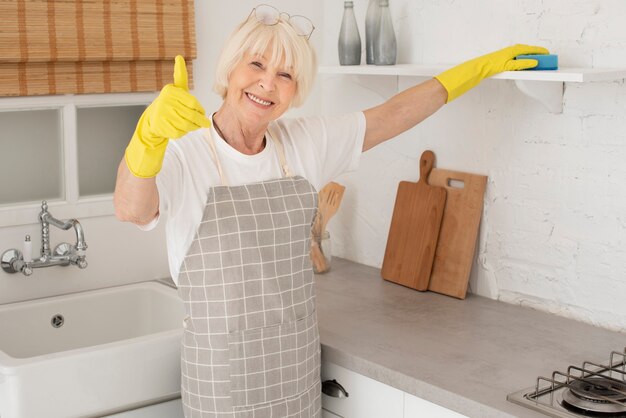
[318,182,346,234]
[310,240,328,273]
[310,182,346,273]
[381,150,447,291]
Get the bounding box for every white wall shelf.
[318,65,626,113]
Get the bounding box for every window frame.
[0,93,155,227]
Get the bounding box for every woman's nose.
[258,74,276,92]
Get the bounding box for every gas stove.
[507,347,626,417]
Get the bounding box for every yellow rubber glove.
[124,55,211,178]
[435,44,550,103]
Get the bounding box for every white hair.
[213,15,317,108]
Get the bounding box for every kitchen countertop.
[314,258,626,418]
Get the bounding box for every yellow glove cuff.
[124,131,169,178]
[435,69,485,103]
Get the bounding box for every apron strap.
[203,122,293,185]
[266,126,293,178]
[202,128,229,186]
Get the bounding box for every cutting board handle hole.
[447,178,465,189]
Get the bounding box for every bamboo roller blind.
[0,0,196,96]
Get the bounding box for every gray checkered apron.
[177,128,322,417]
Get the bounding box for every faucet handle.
[76,258,88,269]
[1,249,31,276]
[53,242,73,257]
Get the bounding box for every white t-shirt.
[143,111,366,284]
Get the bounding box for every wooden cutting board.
[381,150,447,291]
[427,168,487,299]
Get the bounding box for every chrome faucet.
[1,201,88,276]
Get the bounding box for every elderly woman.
[114,4,546,417]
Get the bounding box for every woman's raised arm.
[362,44,548,151]
[113,56,210,225]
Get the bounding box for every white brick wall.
[322,0,626,332]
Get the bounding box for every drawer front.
[322,408,343,418]
[321,361,403,418]
[404,392,468,417]
[103,399,184,418]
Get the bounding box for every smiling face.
[224,51,297,128]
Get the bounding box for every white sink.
[0,281,185,418]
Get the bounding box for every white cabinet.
[103,398,184,418]
[103,365,467,418]
[404,392,467,418]
[322,408,343,418]
[322,361,467,418]
[321,361,404,418]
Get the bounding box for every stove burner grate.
[507,347,626,417]
[561,377,626,416]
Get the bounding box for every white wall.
[321,0,626,332]
[0,217,169,305]
[2,1,625,334]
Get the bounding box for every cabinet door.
[321,361,403,418]
[322,407,343,418]
[404,392,468,418]
[103,398,184,418]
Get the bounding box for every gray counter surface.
[315,258,626,417]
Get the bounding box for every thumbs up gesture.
[125,55,211,178]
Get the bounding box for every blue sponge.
[514,54,558,70]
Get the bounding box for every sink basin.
[0,281,185,418]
